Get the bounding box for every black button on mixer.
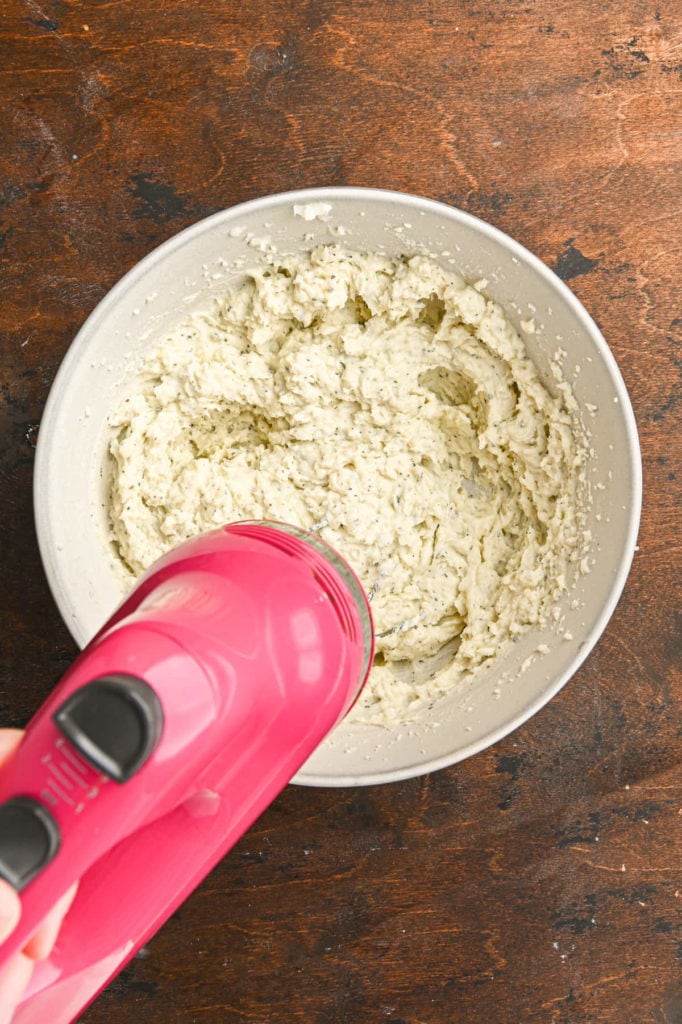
[53,675,163,783]
[0,797,60,891]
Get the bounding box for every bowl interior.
[34,187,640,785]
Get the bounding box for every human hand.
[0,730,78,1024]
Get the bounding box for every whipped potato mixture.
[109,246,589,724]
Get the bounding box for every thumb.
[0,880,21,945]
[0,731,23,767]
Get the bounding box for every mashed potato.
[108,247,589,723]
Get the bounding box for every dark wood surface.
[1,1,680,1021]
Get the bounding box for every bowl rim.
[33,185,643,786]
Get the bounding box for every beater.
[0,521,373,1022]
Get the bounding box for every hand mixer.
[0,521,374,1023]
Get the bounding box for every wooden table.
[1,1,679,1021]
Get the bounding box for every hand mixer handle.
[0,621,221,968]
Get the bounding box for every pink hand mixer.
[0,521,374,1022]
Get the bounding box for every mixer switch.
[0,797,60,891]
[53,674,163,783]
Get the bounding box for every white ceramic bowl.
[34,187,641,786]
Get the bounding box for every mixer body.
[0,522,373,1023]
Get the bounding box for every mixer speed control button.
[54,674,163,783]
[0,797,60,891]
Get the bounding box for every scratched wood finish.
[0,1,680,1022]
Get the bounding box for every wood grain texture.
[0,0,680,1021]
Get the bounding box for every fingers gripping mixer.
[0,522,374,1022]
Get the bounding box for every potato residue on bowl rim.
[108,245,591,725]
